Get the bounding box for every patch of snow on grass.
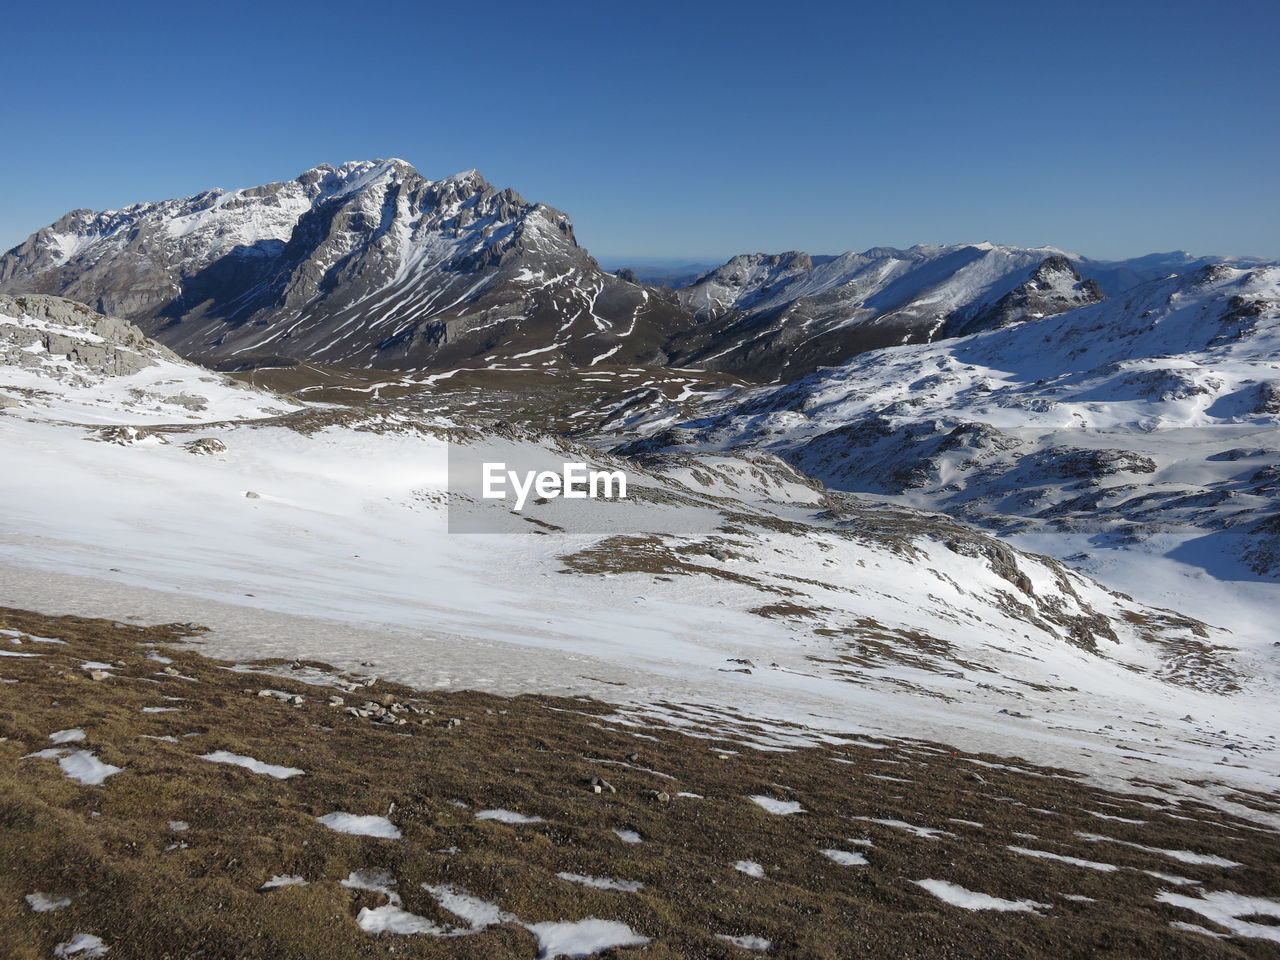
[716,933,773,951]
[52,933,108,958]
[556,872,644,892]
[748,795,804,815]
[524,918,650,959]
[25,891,73,912]
[422,883,516,929]
[59,751,122,785]
[735,860,765,878]
[342,869,450,935]
[200,750,304,779]
[1144,869,1198,885]
[612,828,642,844]
[1170,920,1229,938]
[1077,832,1242,867]
[1007,846,1119,871]
[852,817,955,840]
[915,879,1050,913]
[476,808,544,824]
[341,869,398,898]
[260,875,307,890]
[356,902,449,935]
[821,849,869,866]
[317,813,401,838]
[1085,809,1146,823]
[1157,889,1280,943]
[49,728,86,744]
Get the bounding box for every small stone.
[162,666,181,676]
[243,491,261,499]
[89,670,111,681]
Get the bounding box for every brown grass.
[1,605,1278,959]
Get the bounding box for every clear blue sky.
[3,0,1277,262]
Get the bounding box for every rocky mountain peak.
[0,162,688,371]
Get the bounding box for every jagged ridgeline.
[0,161,689,372]
[0,160,1229,380]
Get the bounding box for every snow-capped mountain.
[0,160,689,371]
[4,162,1255,387]
[607,263,1280,621]
[663,244,1108,380]
[660,245,1262,382]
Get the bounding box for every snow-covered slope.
[0,299,1274,799]
[0,161,689,371]
[0,294,298,424]
[609,264,1280,629]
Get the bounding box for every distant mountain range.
[0,160,1266,381]
[611,262,1280,581]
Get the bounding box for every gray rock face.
[0,161,691,372]
[0,293,181,378]
[0,294,296,422]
